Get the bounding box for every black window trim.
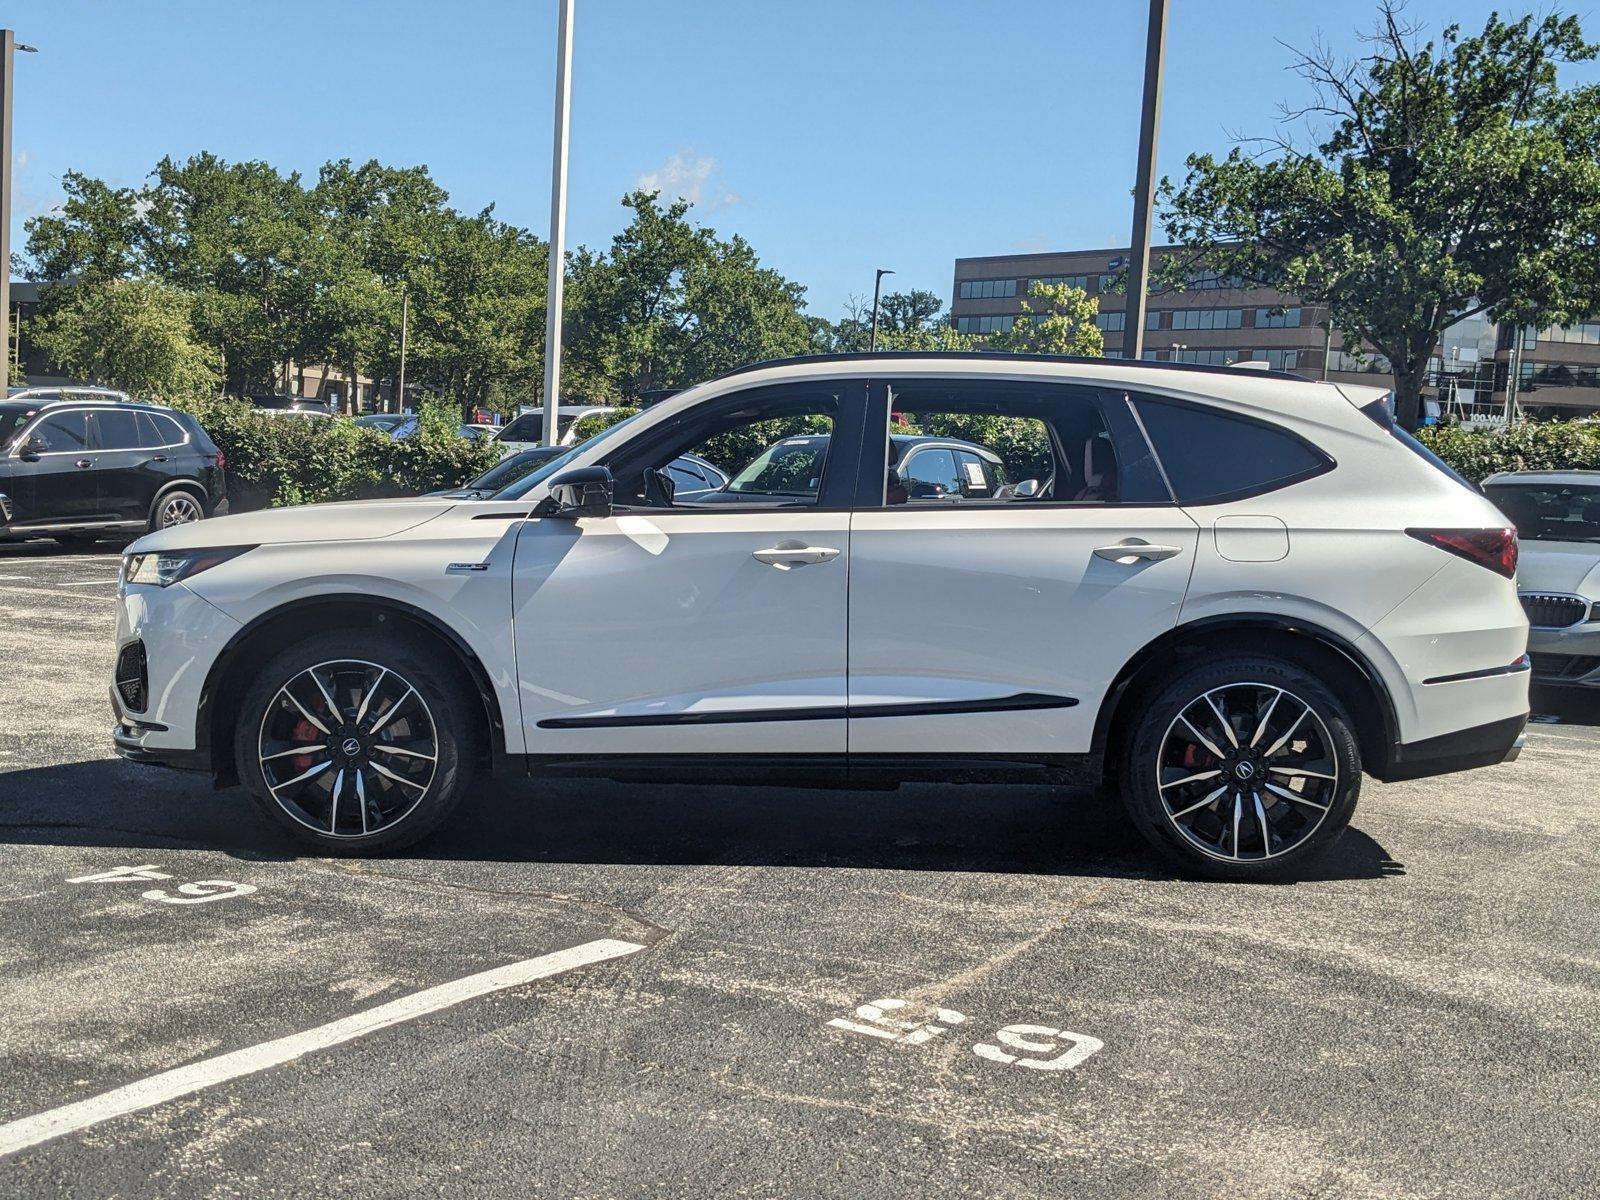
[857,378,1181,511]
[1129,391,1336,506]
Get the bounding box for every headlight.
[123,545,256,587]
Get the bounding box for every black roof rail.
[710,350,1306,385]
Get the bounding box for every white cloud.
[634,148,740,211]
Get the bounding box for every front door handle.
[753,542,841,569]
[1093,540,1183,563]
[74,458,93,469]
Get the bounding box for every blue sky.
[10,1,1600,316]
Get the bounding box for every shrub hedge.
[1417,420,1600,484]
[172,397,501,511]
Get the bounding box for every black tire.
[1120,654,1361,881]
[234,629,477,854]
[148,486,206,532]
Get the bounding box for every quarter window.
[900,448,962,499]
[1132,397,1331,505]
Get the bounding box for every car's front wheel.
[1120,655,1361,881]
[234,630,477,854]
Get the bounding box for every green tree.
[987,280,1104,356]
[1161,7,1600,428]
[565,190,810,399]
[24,171,147,284]
[31,278,220,400]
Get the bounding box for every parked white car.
[111,353,1529,879]
[1482,469,1600,686]
[494,406,625,453]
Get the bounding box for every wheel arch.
[197,594,508,787]
[149,478,210,520]
[1093,614,1399,779]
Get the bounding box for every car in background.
[431,446,724,500]
[460,423,498,440]
[353,413,408,434]
[1483,469,1600,687]
[0,394,226,543]
[494,406,625,453]
[255,407,334,422]
[683,433,1008,507]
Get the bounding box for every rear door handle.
[74,458,93,469]
[1093,541,1183,563]
[150,454,168,463]
[753,543,841,569]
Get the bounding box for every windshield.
[469,448,564,492]
[727,439,828,497]
[1485,482,1600,543]
[492,411,647,499]
[0,404,34,451]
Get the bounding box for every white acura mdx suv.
[111,354,1529,880]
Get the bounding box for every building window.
[958,278,1018,300]
[1171,348,1239,366]
[1187,270,1245,291]
[1537,322,1600,345]
[955,314,1017,335]
[1172,308,1243,331]
[1094,311,1126,332]
[1032,274,1087,291]
[1329,350,1392,373]
[1145,311,1162,330]
[1252,348,1300,370]
[1255,307,1302,329]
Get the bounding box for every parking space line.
[58,580,120,587]
[0,937,645,1158]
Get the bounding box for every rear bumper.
[1375,712,1528,782]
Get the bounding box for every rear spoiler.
[1333,382,1394,411]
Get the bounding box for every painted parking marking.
[827,996,1104,1074]
[67,863,256,906]
[0,937,646,1158]
[58,579,119,586]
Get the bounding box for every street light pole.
[540,0,575,447]
[0,31,37,396]
[869,268,894,352]
[395,288,409,415]
[1123,0,1168,362]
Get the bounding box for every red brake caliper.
[288,718,319,772]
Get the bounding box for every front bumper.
[1376,712,1528,782]
[1527,622,1600,687]
[110,686,210,772]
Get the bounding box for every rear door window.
[901,448,962,500]
[1132,397,1332,505]
[91,409,141,451]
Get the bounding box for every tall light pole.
[395,287,409,414]
[540,0,575,447]
[868,268,894,352]
[1123,0,1168,361]
[0,31,37,396]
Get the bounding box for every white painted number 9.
[972,1024,1104,1071]
[140,881,258,905]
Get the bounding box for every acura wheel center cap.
[1233,760,1257,781]
[341,737,362,758]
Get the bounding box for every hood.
[1516,541,1600,595]
[130,498,457,554]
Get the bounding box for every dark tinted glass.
[91,409,141,450]
[1132,398,1330,505]
[145,413,188,446]
[30,411,89,452]
[501,414,541,441]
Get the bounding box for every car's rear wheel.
[1121,655,1361,881]
[234,630,476,854]
[150,488,205,531]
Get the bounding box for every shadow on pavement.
[0,756,1403,884]
[1529,683,1600,728]
[0,536,135,558]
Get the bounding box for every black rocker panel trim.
[537,690,1078,730]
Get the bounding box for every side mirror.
[1013,478,1041,499]
[18,437,44,462]
[540,465,612,519]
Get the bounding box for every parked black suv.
[0,391,227,544]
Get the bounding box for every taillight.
[214,448,227,471]
[1406,528,1518,578]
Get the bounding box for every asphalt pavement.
[1,536,1597,1199]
